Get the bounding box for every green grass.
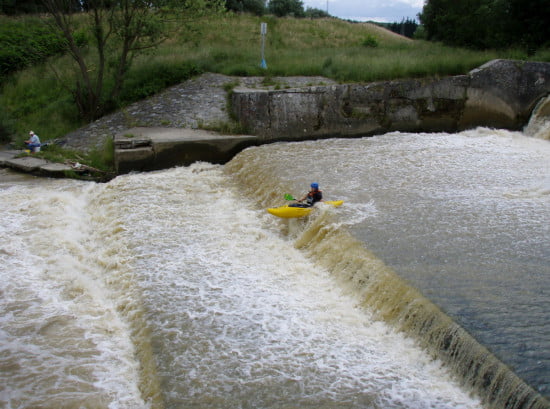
[1,12,549,152]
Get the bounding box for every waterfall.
[226,136,550,409]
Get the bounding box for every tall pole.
[260,22,267,69]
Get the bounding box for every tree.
[226,0,266,16]
[41,0,224,121]
[304,7,329,18]
[419,0,550,50]
[387,18,418,38]
[267,0,304,17]
[505,0,550,52]
[419,0,494,47]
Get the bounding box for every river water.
[0,127,548,409]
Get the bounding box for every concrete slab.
[0,150,21,165]
[40,162,73,171]
[114,127,260,173]
[40,162,74,177]
[5,156,49,172]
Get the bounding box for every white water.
[229,128,550,400]
[1,127,548,408]
[0,177,148,409]
[0,165,481,408]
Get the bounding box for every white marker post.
[260,22,267,69]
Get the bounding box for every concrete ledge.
[0,150,85,178]
[114,127,258,173]
[0,150,21,166]
[5,156,49,172]
[39,162,75,178]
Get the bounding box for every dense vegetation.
[0,16,66,78]
[0,0,549,172]
[2,0,329,18]
[419,0,550,52]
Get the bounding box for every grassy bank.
[1,12,549,160]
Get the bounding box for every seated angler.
[25,131,41,153]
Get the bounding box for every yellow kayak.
[267,200,344,218]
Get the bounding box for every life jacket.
[306,189,323,205]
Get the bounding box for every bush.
[0,16,66,81]
[117,62,203,105]
[0,107,16,144]
[362,35,379,48]
[226,0,266,16]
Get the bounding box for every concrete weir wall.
[232,59,550,142]
[114,60,550,173]
[114,128,257,174]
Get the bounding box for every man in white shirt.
[25,131,41,153]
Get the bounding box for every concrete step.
[0,150,83,178]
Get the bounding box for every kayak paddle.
[284,194,297,201]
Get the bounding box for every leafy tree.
[226,0,266,15]
[419,0,493,48]
[41,0,224,121]
[505,0,550,52]
[267,0,305,17]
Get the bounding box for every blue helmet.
[311,182,319,190]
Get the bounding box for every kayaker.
[297,182,323,207]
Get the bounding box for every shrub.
[226,0,266,16]
[362,35,379,48]
[0,16,66,81]
[0,107,16,143]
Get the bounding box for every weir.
[297,222,548,409]
[112,60,550,174]
[225,142,550,409]
[2,63,549,409]
[231,60,550,142]
[2,131,548,408]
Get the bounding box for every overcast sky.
[301,0,424,23]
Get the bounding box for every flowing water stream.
[0,126,548,409]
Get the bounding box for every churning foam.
[2,124,548,408]
[103,164,482,408]
[226,133,550,409]
[0,180,155,409]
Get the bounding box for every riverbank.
[61,73,337,153]
[0,73,335,180]
[0,149,116,180]
[2,60,549,178]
